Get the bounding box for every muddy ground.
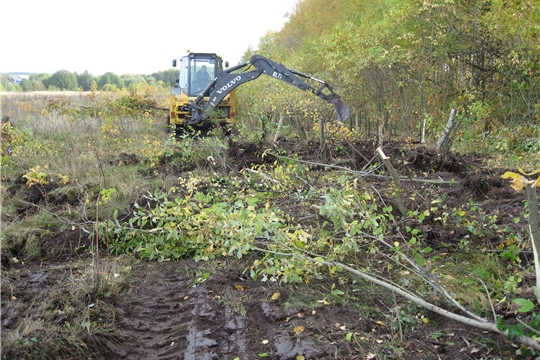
[2,139,537,359]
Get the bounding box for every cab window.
[190,58,215,95]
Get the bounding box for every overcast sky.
[2,0,297,76]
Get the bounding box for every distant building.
[7,74,29,85]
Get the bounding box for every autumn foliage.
[239,0,539,159]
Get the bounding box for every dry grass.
[1,256,134,359]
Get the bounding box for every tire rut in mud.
[97,262,340,360]
[102,270,222,359]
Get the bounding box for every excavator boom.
[188,55,350,124]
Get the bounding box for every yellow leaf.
[271,292,281,301]
[501,171,537,191]
[293,325,305,334]
[376,320,387,327]
[509,176,526,191]
[501,171,521,180]
[518,167,540,176]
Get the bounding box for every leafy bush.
[102,190,283,261]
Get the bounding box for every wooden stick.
[273,116,284,143]
[376,147,408,216]
[526,183,540,303]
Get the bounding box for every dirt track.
[99,260,363,360]
[95,259,516,360]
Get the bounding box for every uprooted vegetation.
[1,92,539,359]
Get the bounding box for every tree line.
[245,0,539,139]
[1,69,179,92]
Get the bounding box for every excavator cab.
[170,52,236,133]
[178,54,217,96]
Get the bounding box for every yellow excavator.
[169,51,350,135]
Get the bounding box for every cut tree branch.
[252,242,540,351]
[323,260,540,351]
[266,152,461,186]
